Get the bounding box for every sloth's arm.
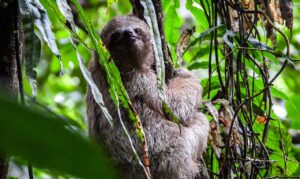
[137,68,202,125]
[165,68,203,126]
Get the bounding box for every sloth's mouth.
[128,36,137,40]
[125,35,138,41]
[119,35,139,45]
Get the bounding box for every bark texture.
[0,1,21,178]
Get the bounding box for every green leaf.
[190,45,210,61]
[245,59,260,75]
[0,96,118,178]
[23,22,41,98]
[188,25,225,48]
[271,87,290,101]
[270,154,299,176]
[201,76,222,97]
[286,95,300,129]
[185,0,208,29]
[107,0,117,9]
[163,0,182,45]
[263,51,279,64]
[188,61,211,70]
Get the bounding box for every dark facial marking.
[111,31,121,42]
[108,31,121,48]
[134,28,142,36]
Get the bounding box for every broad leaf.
[188,61,211,70]
[186,0,208,29]
[0,97,118,178]
[271,87,290,101]
[163,0,182,45]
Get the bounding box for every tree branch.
[130,0,145,20]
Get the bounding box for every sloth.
[87,15,209,179]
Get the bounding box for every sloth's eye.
[134,28,142,35]
[111,32,120,41]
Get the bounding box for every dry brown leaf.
[242,0,252,9]
[279,0,293,29]
[219,115,231,127]
[260,0,277,46]
[209,121,222,158]
[229,0,255,32]
[270,0,283,24]
[176,27,195,66]
[256,115,267,124]
[229,6,239,32]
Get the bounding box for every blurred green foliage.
[0,96,118,179]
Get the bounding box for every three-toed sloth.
[87,15,209,179]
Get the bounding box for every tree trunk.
[0,0,22,178]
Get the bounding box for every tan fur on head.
[87,15,209,178]
[101,16,153,71]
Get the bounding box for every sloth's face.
[108,26,146,52]
[101,16,153,69]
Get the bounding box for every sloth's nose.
[123,29,134,37]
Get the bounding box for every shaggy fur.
[87,15,209,179]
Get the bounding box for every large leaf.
[0,96,118,178]
[188,60,213,70]
[270,154,299,176]
[253,119,298,176]
[270,86,290,101]
[286,95,300,130]
[185,0,208,29]
[163,0,182,45]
